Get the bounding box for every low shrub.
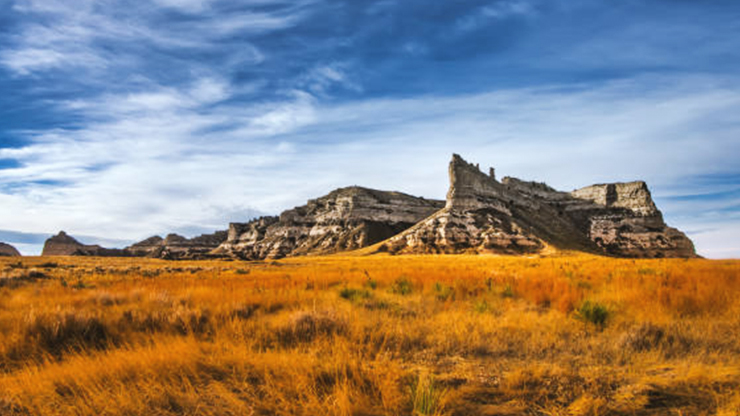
[575,300,609,327]
[501,284,515,298]
[24,312,112,355]
[472,299,491,314]
[390,276,413,296]
[278,310,347,345]
[339,287,372,302]
[434,282,454,301]
[409,373,447,416]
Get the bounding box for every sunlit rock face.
[214,187,444,260]
[39,154,696,260]
[0,242,21,257]
[381,154,696,258]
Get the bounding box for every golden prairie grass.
[0,254,738,415]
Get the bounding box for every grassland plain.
[0,254,738,416]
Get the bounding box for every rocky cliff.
[380,154,696,258]
[0,242,21,257]
[35,155,696,260]
[213,186,444,259]
[125,231,227,260]
[41,231,125,256]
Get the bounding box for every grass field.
[0,254,739,415]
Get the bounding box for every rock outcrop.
[125,231,227,260]
[0,242,21,257]
[34,155,697,260]
[41,231,125,256]
[214,186,444,259]
[566,182,696,257]
[380,154,696,258]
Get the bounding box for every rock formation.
[380,154,696,258]
[125,231,227,260]
[213,186,444,259]
[35,155,697,260]
[41,231,125,256]
[0,242,21,257]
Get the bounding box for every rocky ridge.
[214,186,444,259]
[41,231,125,256]
[380,154,696,258]
[35,154,697,259]
[0,242,21,257]
[125,231,228,260]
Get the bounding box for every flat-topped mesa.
[382,154,697,258]
[567,182,694,258]
[214,186,444,260]
[0,242,21,257]
[571,182,659,217]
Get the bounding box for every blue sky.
[1,0,739,257]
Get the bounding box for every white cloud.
[481,1,533,19]
[247,90,318,135]
[150,0,213,13]
[1,72,739,258]
[299,64,363,95]
[1,0,303,76]
[457,0,535,32]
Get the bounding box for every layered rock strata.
[41,231,125,256]
[125,231,228,260]
[41,230,228,259]
[214,187,444,259]
[380,154,696,258]
[0,242,21,257]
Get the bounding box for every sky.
[0,0,739,258]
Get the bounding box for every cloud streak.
[1,0,739,257]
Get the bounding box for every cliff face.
[567,183,694,257]
[381,154,696,258]
[41,231,125,256]
[0,242,21,257]
[214,186,444,259]
[35,154,696,260]
[125,231,228,260]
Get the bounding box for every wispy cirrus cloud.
[3,72,739,257]
[1,0,307,77]
[1,0,739,257]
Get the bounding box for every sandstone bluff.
[40,154,696,259]
[380,154,696,258]
[214,186,444,259]
[0,242,21,257]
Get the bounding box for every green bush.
[433,282,454,301]
[339,287,372,302]
[472,299,490,314]
[390,276,413,296]
[501,284,515,298]
[409,373,446,416]
[575,300,610,327]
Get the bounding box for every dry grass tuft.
[0,254,737,415]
